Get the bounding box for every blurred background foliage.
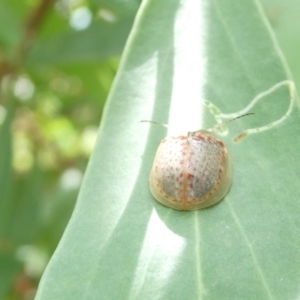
[0,0,299,299]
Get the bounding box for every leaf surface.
[35,1,300,299]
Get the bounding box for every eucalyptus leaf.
[35,0,300,299]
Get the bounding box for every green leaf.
[261,0,300,91]
[39,183,78,252]
[0,106,14,239]
[90,0,141,17]
[8,164,45,247]
[0,106,20,299]
[0,2,21,53]
[0,253,20,299]
[35,0,300,299]
[26,19,135,66]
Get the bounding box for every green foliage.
[261,0,300,91]
[0,0,300,299]
[0,0,138,299]
[34,0,300,300]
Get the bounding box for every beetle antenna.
[208,113,254,132]
[141,120,169,128]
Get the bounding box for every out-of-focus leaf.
[40,184,78,252]
[26,19,134,66]
[8,164,44,247]
[0,2,21,51]
[0,106,19,299]
[0,253,20,299]
[1,0,28,16]
[90,0,140,17]
[0,106,14,240]
[261,0,300,90]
